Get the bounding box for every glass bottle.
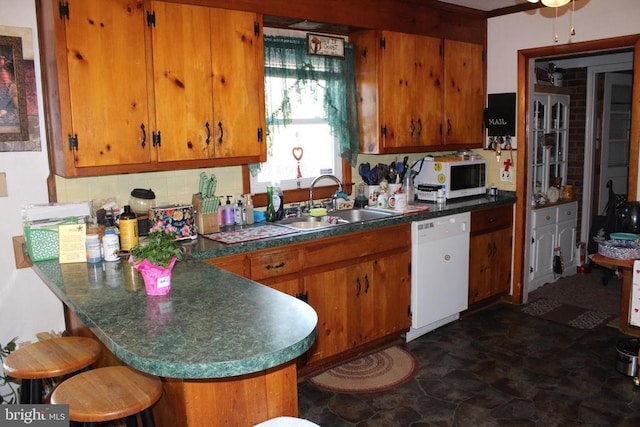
[266,186,277,222]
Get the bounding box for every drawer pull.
[545,215,551,220]
[265,262,285,270]
[488,217,497,223]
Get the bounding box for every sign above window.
[307,33,345,58]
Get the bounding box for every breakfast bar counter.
[32,258,318,426]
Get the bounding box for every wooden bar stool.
[2,336,101,404]
[50,365,163,427]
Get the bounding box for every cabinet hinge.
[381,125,387,137]
[67,133,78,151]
[254,22,260,37]
[380,37,386,49]
[407,305,412,318]
[146,11,156,27]
[530,266,533,273]
[439,43,443,57]
[408,262,411,275]
[531,236,535,244]
[58,1,69,20]
[296,291,308,303]
[257,127,263,143]
[152,131,161,147]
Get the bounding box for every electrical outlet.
[500,167,512,183]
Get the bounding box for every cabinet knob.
[545,215,551,220]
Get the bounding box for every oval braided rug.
[307,346,418,394]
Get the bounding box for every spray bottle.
[244,194,255,225]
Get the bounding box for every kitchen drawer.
[531,206,557,228]
[251,248,301,280]
[205,254,250,277]
[302,224,410,268]
[471,205,513,233]
[557,201,577,223]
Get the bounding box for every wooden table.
[591,254,640,337]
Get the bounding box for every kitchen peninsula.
[31,258,318,426]
[31,194,516,425]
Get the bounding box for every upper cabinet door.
[64,0,151,168]
[413,35,444,147]
[444,40,485,145]
[151,1,214,162]
[210,9,266,160]
[379,32,416,150]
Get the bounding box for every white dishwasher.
[405,212,470,342]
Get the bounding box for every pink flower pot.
[131,256,177,296]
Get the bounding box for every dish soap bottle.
[223,196,235,230]
[272,182,284,220]
[266,186,277,222]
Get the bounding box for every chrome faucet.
[309,174,343,210]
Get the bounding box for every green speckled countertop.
[31,193,514,380]
[32,258,318,379]
[186,193,517,260]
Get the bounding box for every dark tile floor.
[298,303,640,426]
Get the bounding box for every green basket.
[24,217,79,262]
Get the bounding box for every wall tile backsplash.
[55,166,244,209]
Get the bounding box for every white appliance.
[414,157,486,201]
[406,212,470,342]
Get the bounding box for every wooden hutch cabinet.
[351,30,485,154]
[38,0,266,177]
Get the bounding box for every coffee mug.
[388,193,407,211]
[376,193,388,208]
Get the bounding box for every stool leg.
[31,379,42,404]
[126,415,138,427]
[19,379,31,404]
[140,408,156,427]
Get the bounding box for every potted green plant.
[129,230,183,296]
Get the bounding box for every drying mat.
[518,298,615,330]
[307,346,418,394]
[204,224,296,244]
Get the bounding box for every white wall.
[488,0,640,94]
[0,0,66,351]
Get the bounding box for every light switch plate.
[500,167,512,183]
[0,172,7,197]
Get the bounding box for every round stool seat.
[50,366,163,423]
[3,336,100,380]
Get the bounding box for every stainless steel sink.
[276,208,400,230]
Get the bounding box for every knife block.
[192,194,219,234]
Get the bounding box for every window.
[249,35,359,196]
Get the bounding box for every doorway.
[512,35,640,305]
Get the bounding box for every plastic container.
[102,228,120,262]
[244,194,255,225]
[86,233,102,263]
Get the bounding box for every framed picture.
[307,33,345,58]
[0,35,29,142]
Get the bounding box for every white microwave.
[414,157,487,201]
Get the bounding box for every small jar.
[563,185,574,200]
[86,233,102,264]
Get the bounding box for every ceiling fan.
[527,0,570,7]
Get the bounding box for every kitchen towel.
[204,225,297,244]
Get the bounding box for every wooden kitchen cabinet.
[151,2,266,163]
[38,0,265,177]
[351,30,484,154]
[302,225,411,365]
[205,248,300,296]
[205,224,411,369]
[529,201,578,291]
[40,0,153,175]
[468,205,513,305]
